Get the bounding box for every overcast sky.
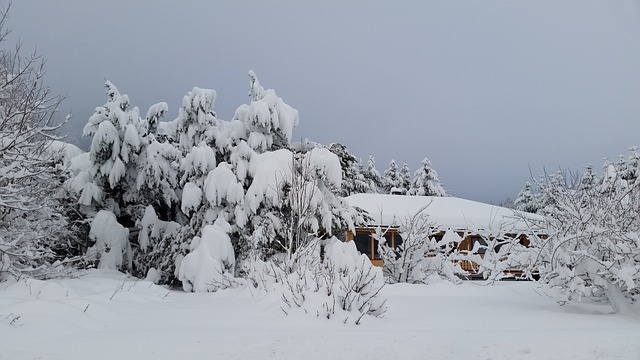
[7,1,640,203]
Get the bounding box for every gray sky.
[7,1,640,203]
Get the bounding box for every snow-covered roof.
[345,193,545,234]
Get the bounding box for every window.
[470,236,488,255]
[352,229,402,260]
[354,232,372,258]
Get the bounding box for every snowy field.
[1,270,639,360]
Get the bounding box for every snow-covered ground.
[1,270,639,360]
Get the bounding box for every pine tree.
[622,146,639,185]
[174,87,219,155]
[383,160,401,194]
[73,81,186,274]
[327,143,372,196]
[399,162,412,195]
[363,155,383,193]
[136,103,181,220]
[536,170,566,215]
[408,157,447,197]
[233,70,299,152]
[79,81,148,226]
[579,164,596,191]
[514,181,538,213]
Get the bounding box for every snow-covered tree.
[399,162,412,195]
[383,160,401,194]
[70,81,184,274]
[536,155,640,316]
[514,181,539,213]
[0,7,75,281]
[408,157,447,197]
[362,155,383,193]
[233,70,299,152]
[622,146,639,185]
[174,87,219,155]
[77,81,148,224]
[136,102,181,220]
[162,72,360,289]
[327,143,372,196]
[241,147,356,263]
[579,164,596,191]
[535,170,566,216]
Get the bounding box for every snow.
[87,211,131,270]
[178,225,235,292]
[203,162,244,206]
[145,102,168,121]
[1,270,639,360]
[236,70,299,150]
[90,120,120,162]
[246,149,292,212]
[346,193,545,233]
[180,142,216,179]
[307,147,342,188]
[180,182,202,214]
[46,140,84,166]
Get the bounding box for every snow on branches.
[533,151,640,316]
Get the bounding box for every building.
[343,193,546,271]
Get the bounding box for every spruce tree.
[383,160,401,194]
[408,157,447,197]
[399,162,412,195]
[363,155,383,193]
[514,181,539,213]
[327,143,371,196]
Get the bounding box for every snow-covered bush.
[468,232,540,282]
[87,210,131,270]
[278,238,386,324]
[376,210,430,284]
[378,210,465,284]
[534,154,640,316]
[178,224,237,292]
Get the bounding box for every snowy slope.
[1,270,638,360]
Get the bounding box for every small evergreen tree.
[383,160,401,194]
[79,81,148,226]
[363,155,383,193]
[622,146,639,185]
[408,157,447,197]
[399,162,412,195]
[514,182,539,213]
[234,70,299,152]
[579,164,596,191]
[327,143,372,196]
